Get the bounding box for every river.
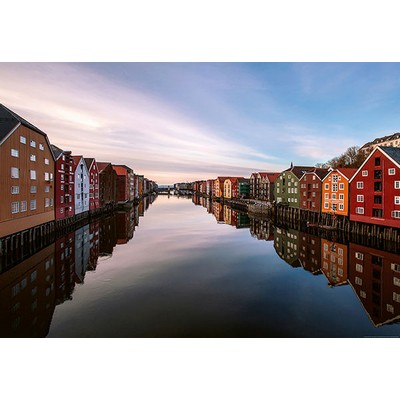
[1,194,400,338]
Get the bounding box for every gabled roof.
[350,146,400,182]
[301,168,329,181]
[97,162,113,173]
[113,164,133,173]
[216,176,230,183]
[50,144,64,161]
[284,166,324,179]
[84,157,95,171]
[335,167,358,180]
[72,155,85,172]
[0,104,47,144]
[112,165,128,176]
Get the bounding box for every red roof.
[72,155,83,172]
[97,162,112,173]
[336,168,358,180]
[112,165,128,176]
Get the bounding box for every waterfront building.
[299,169,329,212]
[212,201,224,223]
[321,168,357,216]
[274,165,320,207]
[321,239,348,287]
[133,174,139,199]
[72,156,90,215]
[51,145,75,221]
[348,242,400,327]
[97,162,117,208]
[223,177,249,199]
[349,146,400,228]
[250,218,274,241]
[113,165,135,203]
[250,172,280,201]
[206,179,214,197]
[0,104,55,238]
[84,158,100,211]
[214,177,230,198]
[137,174,144,199]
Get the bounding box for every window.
[393,292,400,303]
[11,202,19,214]
[30,185,37,193]
[374,182,382,191]
[44,186,50,193]
[44,172,50,181]
[339,183,344,190]
[339,194,344,200]
[325,183,329,190]
[61,163,64,170]
[374,170,382,179]
[387,304,395,313]
[362,170,368,176]
[332,204,337,211]
[395,196,400,205]
[360,291,366,299]
[39,143,44,150]
[11,167,19,178]
[49,198,53,206]
[30,154,36,162]
[339,203,344,210]
[30,170,36,180]
[332,193,336,200]
[332,184,338,192]
[20,201,27,212]
[45,198,50,208]
[372,209,383,217]
[356,182,364,189]
[30,199,37,210]
[357,195,364,202]
[324,202,329,209]
[356,207,364,214]
[30,140,36,148]
[392,210,400,219]
[389,168,396,175]
[11,148,19,157]
[356,263,363,273]
[325,193,329,199]
[44,158,49,165]
[60,196,64,203]
[20,135,26,144]
[355,277,363,286]
[392,263,400,272]
[396,181,400,189]
[11,186,19,194]
[332,175,338,183]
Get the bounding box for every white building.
[72,156,90,215]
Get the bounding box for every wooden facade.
[72,156,90,215]
[350,146,400,228]
[299,169,328,212]
[84,158,100,211]
[0,105,55,238]
[97,162,117,208]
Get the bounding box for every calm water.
[2,194,400,338]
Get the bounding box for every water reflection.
[0,197,155,338]
[195,198,400,331]
[2,195,400,337]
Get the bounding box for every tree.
[316,146,367,169]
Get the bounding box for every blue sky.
[1,62,400,184]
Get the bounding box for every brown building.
[298,232,322,275]
[97,162,117,208]
[0,104,55,238]
[0,243,56,337]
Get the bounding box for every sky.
[1,62,400,185]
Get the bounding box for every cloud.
[0,63,279,184]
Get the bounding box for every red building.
[299,232,322,275]
[112,165,132,204]
[349,242,400,327]
[84,158,100,211]
[350,146,400,228]
[299,169,329,212]
[51,145,75,220]
[97,162,117,208]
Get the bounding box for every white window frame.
[30,170,36,180]
[356,182,364,189]
[11,201,19,214]
[11,148,19,157]
[20,135,26,144]
[357,195,364,202]
[362,170,368,177]
[11,167,19,179]
[11,186,19,194]
[389,168,396,175]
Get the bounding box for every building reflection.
[348,243,400,327]
[321,239,348,287]
[0,199,153,337]
[299,232,322,275]
[250,218,274,241]
[0,243,56,337]
[212,201,224,223]
[273,226,302,268]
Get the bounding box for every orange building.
[214,177,230,198]
[0,105,55,238]
[321,168,357,216]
